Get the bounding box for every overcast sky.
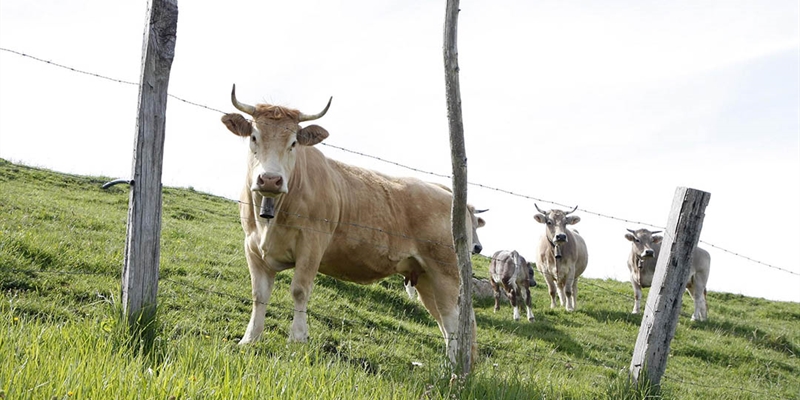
[1,0,798,302]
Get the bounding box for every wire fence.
[1,46,795,278]
[1,46,796,398]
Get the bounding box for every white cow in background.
[624,228,711,321]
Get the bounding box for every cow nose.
[643,249,654,257]
[555,233,567,242]
[256,173,283,192]
[472,244,483,254]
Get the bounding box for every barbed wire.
[0,47,227,115]
[2,45,795,277]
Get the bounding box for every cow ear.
[625,233,636,242]
[652,235,663,244]
[477,217,486,228]
[566,215,581,225]
[533,214,547,224]
[297,124,329,146]
[221,113,252,137]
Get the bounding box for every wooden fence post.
[443,0,475,376]
[122,0,178,328]
[630,187,711,388]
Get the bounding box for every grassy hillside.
[1,158,798,399]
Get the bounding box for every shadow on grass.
[689,318,799,358]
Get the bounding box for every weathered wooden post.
[443,0,475,375]
[630,187,710,388]
[122,0,178,329]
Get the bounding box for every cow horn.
[651,230,662,235]
[474,208,489,214]
[565,205,579,215]
[534,203,547,215]
[231,84,256,115]
[298,97,333,122]
[627,229,637,234]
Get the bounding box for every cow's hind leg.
[507,284,520,321]
[490,279,501,313]
[415,270,477,367]
[240,234,277,344]
[686,277,708,322]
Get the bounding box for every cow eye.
[251,135,257,143]
[291,141,297,149]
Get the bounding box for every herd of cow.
[220,87,711,368]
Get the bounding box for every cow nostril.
[474,245,483,254]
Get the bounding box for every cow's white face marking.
[248,120,299,196]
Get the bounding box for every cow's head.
[221,84,331,198]
[624,228,662,266]
[533,204,580,259]
[468,206,488,254]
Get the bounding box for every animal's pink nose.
[256,173,283,193]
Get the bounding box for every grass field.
[1,158,798,399]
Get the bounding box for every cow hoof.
[528,317,535,322]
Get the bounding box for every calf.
[625,228,711,321]
[489,250,537,321]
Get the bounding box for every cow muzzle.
[253,172,285,194]
[472,243,483,254]
[640,249,654,258]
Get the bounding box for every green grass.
[1,158,798,399]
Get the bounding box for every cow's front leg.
[543,271,558,309]
[524,286,535,322]
[240,234,276,344]
[563,270,577,311]
[631,280,642,314]
[288,254,321,342]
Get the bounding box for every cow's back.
[314,158,457,282]
[490,250,512,283]
[638,244,710,288]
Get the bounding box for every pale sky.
[1,0,798,302]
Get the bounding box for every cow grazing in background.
[404,205,486,300]
[489,250,537,322]
[534,204,589,312]
[624,228,711,321]
[221,85,479,367]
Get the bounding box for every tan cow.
[533,205,588,312]
[489,250,537,322]
[624,228,711,321]
[220,85,477,367]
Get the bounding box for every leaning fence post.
[630,186,711,389]
[443,0,475,376]
[121,0,178,329]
